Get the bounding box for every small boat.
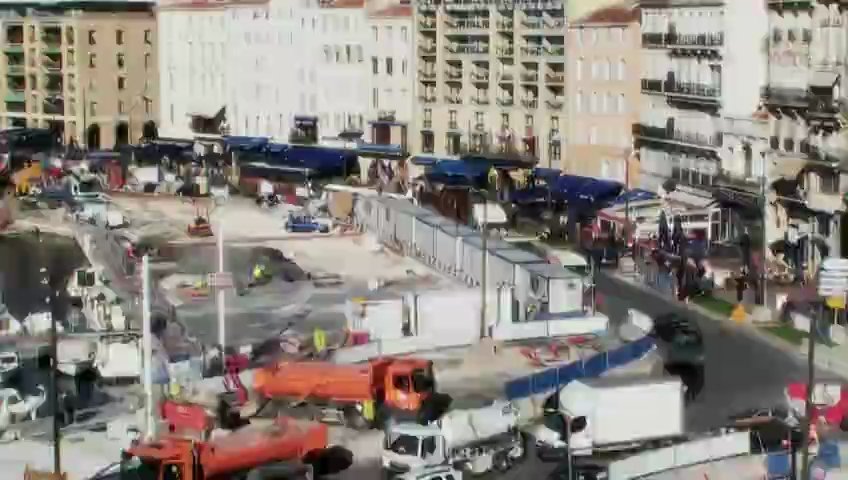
[0,351,18,383]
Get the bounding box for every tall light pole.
[141,255,154,440]
[37,230,61,475]
[479,195,488,340]
[217,224,226,353]
[760,151,768,306]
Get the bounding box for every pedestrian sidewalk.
[610,262,848,379]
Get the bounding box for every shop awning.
[410,155,444,166]
[223,136,269,151]
[357,143,406,158]
[614,189,657,205]
[810,71,839,88]
[549,174,624,205]
[770,155,808,181]
[425,159,490,186]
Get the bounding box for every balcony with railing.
[471,95,490,105]
[642,79,720,102]
[5,79,24,102]
[419,44,437,55]
[42,26,62,51]
[446,69,463,81]
[448,121,459,130]
[422,119,433,129]
[419,17,437,29]
[807,94,839,119]
[520,70,538,83]
[496,19,514,30]
[419,69,437,80]
[43,53,62,72]
[43,98,64,115]
[642,32,724,49]
[499,71,514,82]
[448,17,490,31]
[6,58,23,75]
[762,86,809,108]
[4,25,23,51]
[471,70,489,83]
[545,72,564,84]
[445,0,489,12]
[446,43,490,55]
[544,18,565,29]
[633,124,722,150]
[44,78,63,94]
[496,45,514,57]
[419,93,436,103]
[521,97,538,108]
[522,17,544,29]
[546,96,563,109]
[545,45,565,57]
[446,93,463,104]
[497,96,514,106]
[521,45,543,56]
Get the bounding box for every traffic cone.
[731,304,747,323]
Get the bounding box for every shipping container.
[518,263,585,318]
[460,236,513,286]
[488,248,546,288]
[435,220,475,275]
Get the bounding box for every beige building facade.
[412,0,566,168]
[0,3,158,148]
[565,3,639,185]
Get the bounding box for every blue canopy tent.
[549,174,624,207]
[614,188,657,205]
[223,136,269,152]
[285,144,358,178]
[425,159,490,187]
[409,155,443,167]
[357,143,406,158]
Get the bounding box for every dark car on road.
[651,313,705,366]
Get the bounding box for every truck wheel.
[343,407,369,430]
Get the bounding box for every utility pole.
[800,302,820,480]
[37,230,61,475]
[760,153,768,306]
[217,224,226,353]
[479,195,488,340]
[141,255,154,440]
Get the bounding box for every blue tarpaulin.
[426,159,490,186]
[533,167,562,181]
[224,136,269,151]
[549,174,624,205]
[357,143,405,157]
[510,186,550,205]
[614,188,657,205]
[410,155,446,166]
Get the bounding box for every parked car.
[650,313,705,366]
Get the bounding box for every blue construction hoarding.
[504,335,655,400]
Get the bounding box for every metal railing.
[634,124,722,149]
[642,32,724,48]
[641,79,720,99]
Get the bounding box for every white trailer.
[382,401,526,477]
[559,376,685,456]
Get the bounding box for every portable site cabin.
[515,263,586,320]
[435,220,477,276]
[487,248,547,290]
[460,235,514,287]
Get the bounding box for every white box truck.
[381,401,527,477]
[559,376,685,456]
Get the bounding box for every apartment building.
[366,1,414,149]
[565,2,639,184]
[636,0,767,193]
[412,0,566,167]
[157,0,233,139]
[0,2,158,148]
[226,0,369,141]
[758,0,848,264]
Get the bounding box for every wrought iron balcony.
[419,45,437,54]
[419,18,437,29]
[643,32,724,49]
[496,46,514,56]
[633,124,722,150]
[446,70,463,80]
[496,20,514,30]
[521,45,543,56]
[545,46,565,56]
[762,86,809,108]
[450,18,490,30]
[446,43,489,54]
[419,94,436,103]
[520,72,538,82]
[521,98,538,108]
[497,97,514,106]
[471,71,489,82]
[446,95,463,104]
[545,73,564,84]
[423,119,433,129]
[419,70,436,80]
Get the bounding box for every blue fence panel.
[504,335,656,400]
[583,352,608,377]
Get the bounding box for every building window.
[386,57,393,75]
[525,114,533,128]
[144,53,151,70]
[401,59,407,75]
[144,97,152,114]
[501,113,509,128]
[87,30,96,45]
[372,26,378,41]
[617,93,626,113]
[590,92,598,113]
[118,76,126,90]
[117,53,125,69]
[551,116,559,130]
[575,90,583,113]
[324,45,332,62]
[345,45,352,62]
[118,100,125,114]
[401,26,408,42]
[449,109,457,124]
[116,29,124,45]
[475,111,484,126]
[88,53,97,68]
[385,26,392,41]
[90,101,97,116]
[144,29,152,45]
[576,57,583,81]
[589,126,598,144]
[614,27,624,43]
[372,87,378,108]
[372,56,378,74]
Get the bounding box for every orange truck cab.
[121,417,327,480]
[253,357,439,428]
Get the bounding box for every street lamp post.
[36,230,61,475]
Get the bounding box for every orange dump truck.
[121,416,329,480]
[253,357,441,428]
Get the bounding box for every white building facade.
[226,0,370,141]
[157,0,230,139]
[637,0,768,192]
[366,3,414,147]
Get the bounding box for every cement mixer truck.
[381,400,527,477]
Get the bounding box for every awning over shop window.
[810,71,839,88]
[770,156,808,181]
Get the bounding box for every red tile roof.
[369,4,412,17]
[572,2,639,25]
[320,0,365,8]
